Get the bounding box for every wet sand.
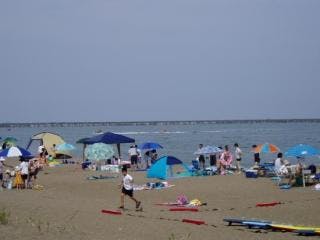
[1,160,319,240]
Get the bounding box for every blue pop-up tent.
[147,156,191,180]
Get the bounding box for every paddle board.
[243,221,271,229]
[223,218,271,226]
[271,224,320,232]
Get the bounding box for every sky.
[0,0,320,122]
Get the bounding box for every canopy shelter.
[80,132,135,159]
[26,132,66,157]
[76,138,91,161]
[147,156,191,180]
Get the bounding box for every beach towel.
[133,182,175,191]
[87,175,118,180]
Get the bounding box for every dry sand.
[1,160,320,240]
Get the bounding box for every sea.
[1,120,320,167]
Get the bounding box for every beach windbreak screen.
[0,0,320,122]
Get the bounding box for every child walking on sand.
[119,167,141,210]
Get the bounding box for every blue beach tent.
[147,156,191,180]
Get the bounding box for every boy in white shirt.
[19,157,29,189]
[119,167,141,210]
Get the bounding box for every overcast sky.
[1,0,319,122]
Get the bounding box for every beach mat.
[87,176,117,180]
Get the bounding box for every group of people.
[0,156,41,190]
[196,143,242,175]
[128,145,158,170]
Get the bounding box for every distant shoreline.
[1,118,320,128]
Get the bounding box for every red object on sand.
[256,202,281,207]
[101,209,122,215]
[170,208,199,212]
[182,219,206,225]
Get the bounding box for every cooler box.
[245,170,258,178]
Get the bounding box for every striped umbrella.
[254,143,280,153]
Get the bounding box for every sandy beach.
[1,159,319,240]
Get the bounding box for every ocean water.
[1,121,320,167]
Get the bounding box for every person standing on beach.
[119,167,141,210]
[234,143,242,173]
[128,145,138,170]
[252,145,260,166]
[197,144,205,169]
[18,157,29,189]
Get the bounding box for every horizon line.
[1,118,320,127]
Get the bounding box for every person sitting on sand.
[150,149,158,164]
[274,153,288,175]
[119,167,141,210]
[219,145,233,175]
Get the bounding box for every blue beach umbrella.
[285,144,320,158]
[85,143,115,161]
[0,146,32,158]
[194,145,222,155]
[56,143,76,152]
[139,142,163,150]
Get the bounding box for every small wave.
[200,130,223,133]
[116,131,186,135]
[115,132,149,135]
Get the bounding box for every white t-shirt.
[235,147,242,159]
[128,148,138,156]
[38,145,44,154]
[274,158,282,173]
[122,174,133,190]
[19,162,29,175]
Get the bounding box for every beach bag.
[189,199,202,206]
[177,195,188,205]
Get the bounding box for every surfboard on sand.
[242,221,272,229]
[223,218,271,226]
[270,224,320,232]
